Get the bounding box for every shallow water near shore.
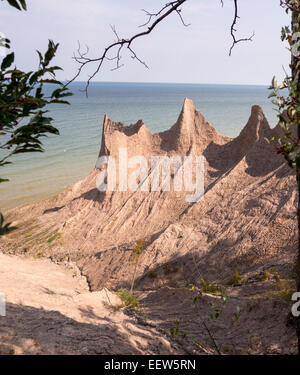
[0,81,278,211]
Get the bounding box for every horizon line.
[62,80,269,88]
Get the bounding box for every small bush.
[270,269,281,282]
[275,280,295,301]
[117,288,139,308]
[257,271,271,281]
[200,278,223,294]
[256,269,280,282]
[230,270,242,287]
[170,320,180,337]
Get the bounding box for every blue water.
[0,82,278,211]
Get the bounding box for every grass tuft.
[117,288,139,308]
[230,269,242,287]
[47,232,62,243]
[200,278,224,294]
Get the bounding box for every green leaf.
[50,99,70,105]
[1,52,15,70]
[6,0,22,10]
[47,66,63,72]
[29,70,44,85]
[19,0,27,10]
[36,50,43,64]
[43,40,59,67]
[40,79,62,85]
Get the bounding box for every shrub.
[256,269,280,282]
[117,288,139,308]
[275,280,295,301]
[230,270,242,287]
[200,278,224,294]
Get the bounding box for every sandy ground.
[0,252,180,355]
[0,251,297,355]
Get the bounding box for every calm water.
[0,82,278,211]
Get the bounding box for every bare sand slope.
[0,253,178,355]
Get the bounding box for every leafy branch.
[266,3,300,168]
[0,0,71,236]
[0,40,72,172]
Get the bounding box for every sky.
[0,0,291,85]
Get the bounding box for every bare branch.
[67,0,188,95]
[229,0,254,56]
[68,0,254,93]
[175,8,191,27]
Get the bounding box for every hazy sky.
[1,0,291,85]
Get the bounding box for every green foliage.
[117,288,139,308]
[229,269,242,287]
[0,0,72,236]
[170,319,180,337]
[47,232,62,243]
[3,0,27,11]
[208,295,227,321]
[256,269,281,282]
[0,1,27,49]
[0,40,72,175]
[267,1,300,168]
[280,0,300,15]
[200,278,224,295]
[181,282,243,354]
[129,239,146,293]
[275,280,296,301]
[0,35,10,50]
[270,269,281,282]
[130,239,146,266]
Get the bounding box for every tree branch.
[229,0,254,56]
[67,0,188,95]
[68,0,254,92]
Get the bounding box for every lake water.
[0,81,278,211]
